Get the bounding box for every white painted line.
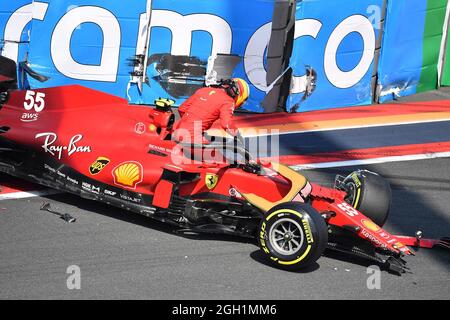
[291,151,450,170]
[438,0,450,84]
[0,189,62,201]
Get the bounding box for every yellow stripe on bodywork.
[239,163,307,212]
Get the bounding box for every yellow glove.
[155,97,175,109]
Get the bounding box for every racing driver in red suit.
[173,78,250,145]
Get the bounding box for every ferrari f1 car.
[1,58,447,274]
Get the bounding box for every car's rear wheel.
[342,170,391,227]
[258,202,328,271]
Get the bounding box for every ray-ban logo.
[35,132,92,160]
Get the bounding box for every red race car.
[1,58,446,274]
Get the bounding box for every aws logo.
[89,157,110,175]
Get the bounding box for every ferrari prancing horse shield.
[205,173,219,190]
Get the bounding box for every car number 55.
[24,90,46,112]
[337,202,359,217]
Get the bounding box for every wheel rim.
[269,218,305,256]
[345,182,357,205]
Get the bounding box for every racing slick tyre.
[258,202,328,271]
[343,170,391,227]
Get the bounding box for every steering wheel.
[204,134,254,160]
[203,135,261,174]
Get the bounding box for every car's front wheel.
[342,170,391,227]
[258,202,328,271]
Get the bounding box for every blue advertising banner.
[377,0,447,102]
[376,0,427,102]
[287,0,383,112]
[23,0,275,112]
[129,0,275,113]
[0,0,34,64]
[26,0,145,101]
[4,0,445,113]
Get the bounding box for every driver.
[173,78,250,145]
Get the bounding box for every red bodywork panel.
[0,85,413,256]
[310,183,413,255]
[0,85,291,202]
[153,180,175,208]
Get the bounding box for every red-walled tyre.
[258,202,328,271]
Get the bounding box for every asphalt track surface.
[0,158,449,300]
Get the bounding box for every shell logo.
[361,219,380,233]
[112,161,143,189]
[394,242,405,249]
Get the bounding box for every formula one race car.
[1,57,444,274]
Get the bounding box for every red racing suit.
[173,87,238,144]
